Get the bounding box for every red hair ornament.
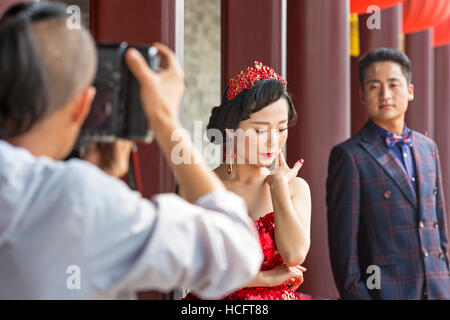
[227,61,287,100]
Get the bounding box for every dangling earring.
[227,143,233,175]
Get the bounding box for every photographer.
[0,1,262,299]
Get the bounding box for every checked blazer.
[326,121,450,300]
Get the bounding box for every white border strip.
[176,0,184,68]
[281,0,287,80]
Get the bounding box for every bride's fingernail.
[298,159,304,165]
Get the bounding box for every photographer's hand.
[126,43,185,129]
[83,139,133,178]
[125,43,226,203]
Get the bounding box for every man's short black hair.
[359,48,412,89]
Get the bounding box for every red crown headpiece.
[227,61,287,100]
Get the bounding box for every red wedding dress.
[184,212,317,300]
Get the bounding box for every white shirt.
[0,140,262,299]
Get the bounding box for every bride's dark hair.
[207,78,297,145]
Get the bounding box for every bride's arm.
[266,153,311,267]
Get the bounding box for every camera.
[78,42,160,145]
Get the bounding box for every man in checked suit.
[327,48,450,300]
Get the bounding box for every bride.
[183,62,311,300]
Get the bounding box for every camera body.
[78,42,159,144]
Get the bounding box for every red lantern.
[434,16,450,47]
[350,0,405,14]
[403,0,450,34]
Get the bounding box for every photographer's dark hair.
[0,2,67,137]
[359,48,412,89]
[207,79,297,145]
[0,1,96,138]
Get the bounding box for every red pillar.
[287,0,349,299]
[90,0,179,300]
[221,0,283,92]
[405,29,434,137]
[351,4,402,134]
[0,0,32,16]
[90,0,178,199]
[434,44,450,242]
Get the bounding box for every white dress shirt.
[0,140,263,299]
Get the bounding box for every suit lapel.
[359,122,418,209]
[411,133,425,210]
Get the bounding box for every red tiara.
[227,61,287,100]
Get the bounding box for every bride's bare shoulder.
[288,177,310,196]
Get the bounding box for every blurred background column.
[286,0,349,299]
[90,0,180,201]
[434,15,450,242]
[404,29,434,136]
[0,0,31,16]
[403,0,450,137]
[221,0,284,91]
[350,1,404,134]
[403,2,450,245]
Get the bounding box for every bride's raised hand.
[264,151,304,186]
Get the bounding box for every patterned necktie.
[385,129,413,148]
